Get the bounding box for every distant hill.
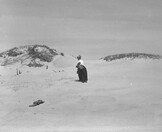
[101,53,162,62]
[0,45,60,67]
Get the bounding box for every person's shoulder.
[78,59,82,62]
[79,60,84,65]
[79,60,83,62]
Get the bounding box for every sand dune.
[0,56,162,132]
[51,55,77,68]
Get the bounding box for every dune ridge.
[0,45,60,67]
[102,53,162,62]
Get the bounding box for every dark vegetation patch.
[60,53,64,56]
[0,45,59,67]
[102,53,162,62]
[0,47,23,57]
[27,60,44,67]
[27,45,57,62]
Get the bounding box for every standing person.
[76,55,88,83]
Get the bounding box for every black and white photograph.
[0,0,162,131]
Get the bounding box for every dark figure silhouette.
[76,55,88,83]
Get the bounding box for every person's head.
[77,55,81,60]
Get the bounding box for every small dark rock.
[29,100,45,107]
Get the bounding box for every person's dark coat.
[76,65,88,83]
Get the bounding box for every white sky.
[0,0,162,59]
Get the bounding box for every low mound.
[102,53,162,62]
[51,55,77,68]
[0,45,59,67]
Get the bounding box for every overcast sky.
[0,0,162,58]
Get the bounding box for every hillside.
[102,53,162,62]
[0,45,59,67]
